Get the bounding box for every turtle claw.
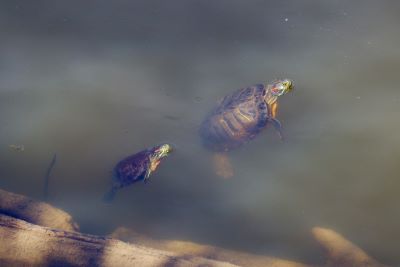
[268,117,284,141]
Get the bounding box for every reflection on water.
[1,1,399,265]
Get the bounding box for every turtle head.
[148,144,173,174]
[264,79,293,118]
[269,79,293,97]
[265,79,293,104]
[150,144,173,161]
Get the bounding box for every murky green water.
[1,1,400,265]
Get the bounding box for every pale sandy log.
[111,227,312,267]
[0,214,240,267]
[312,227,388,267]
[0,188,78,231]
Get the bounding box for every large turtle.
[199,79,293,178]
[103,144,173,201]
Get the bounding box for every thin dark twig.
[43,153,57,200]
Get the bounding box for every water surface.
[1,1,399,265]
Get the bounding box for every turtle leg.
[102,186,118,202]
[268,117,284,140]
[212,152,234,179]
[143,159,161,183]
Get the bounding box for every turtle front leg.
[144,159,161,183]
[212,152,234,179]
[268,117,284,140]
[144,168,152,183]
[268,102,284,140]
[270,101,278,119]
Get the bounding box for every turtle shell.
[112,149,151,188]
[200,83,269,152]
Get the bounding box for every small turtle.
[199,79,293,178]
[103,144,173,202]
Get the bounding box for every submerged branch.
[43,153,57,200]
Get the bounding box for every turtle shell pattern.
[200,83,269,152]
[112,149,151,188]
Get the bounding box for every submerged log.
[0,188,78,231]
[111,227,310,267]
[111,227,390,267]
[0,188,391,267]
[312,227,388,267]
[0,214,239,267]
